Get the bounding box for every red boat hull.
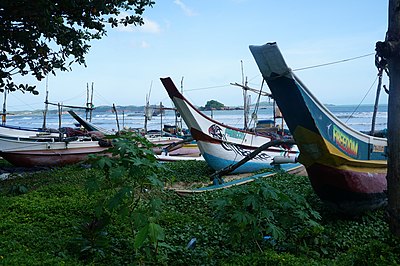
[0,146,108,167]
[306,163,387,212]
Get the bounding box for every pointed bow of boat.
[249,42,291,79]
[160,77,184,100]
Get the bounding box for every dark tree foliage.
[0,0,154,94]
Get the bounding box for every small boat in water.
[250,42,387,213]
[160,77,299,173]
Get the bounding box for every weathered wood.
[370,68,384,135]
[378,0,400,237]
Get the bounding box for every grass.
[0,159,399,265]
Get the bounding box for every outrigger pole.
[210,138,297,184]
[44,101,95,110]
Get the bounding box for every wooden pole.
[58,103,63,140]
[371,68,384,135]
[122,110,125,128]
[376,0,400,236]
[86,83,89,121]
[90,82,94,122]
[178,76,184,134]
[42,76,49,129]
[160,102,163,136]
[144,84,152,134]
[2,88,7,125]
[144,109,148,134]
[112,104,120,134]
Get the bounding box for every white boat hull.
[161,77,299,173]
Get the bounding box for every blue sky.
[9,1,389,111]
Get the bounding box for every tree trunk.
[378,0,400,236]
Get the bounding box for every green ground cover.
[0,158,399,265]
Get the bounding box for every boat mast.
[160,101,163,137]
[85,82,94,122]
[231,79,271,130]
[370,57,387,135]
[241,61,249,130]
[90,83,94,121]
[85,83,94,122]
[176,76,184,134]
[42,76,49,129]
[58,103,63,140]
[370,70,383,135]
[144,82,152,134]
[112,103,120,134]
[2,87,7,125]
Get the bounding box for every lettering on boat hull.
[332,125,358,157]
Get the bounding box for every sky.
[9,1,389,111]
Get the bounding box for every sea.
[3,104,389,134]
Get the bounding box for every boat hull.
[0,146,107,167]
[307,163,387,211]
[0,136,106,167]
[0,136,100,152]
[250,42,388,213]
[192,127,293,173]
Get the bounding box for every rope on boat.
[344,75,378,124]
[292,53,375,72]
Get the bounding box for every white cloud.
[140,18,161,33]
[174,0,197,16]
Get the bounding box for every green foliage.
[72,217,110,261]
[0,0,154,93]
[201,99,225,110]
[0,167,92,265]
[223,249,324,265]
[213,179,322,251]
[164,160,213,183]
[335,239,400,265]
[1,163,400,264]
[84,132,167,263]
[7,184,28,196]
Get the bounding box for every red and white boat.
[0,136,107,167]
[160,77,299,173]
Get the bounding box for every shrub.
[213,179,322,253]
[77,132,167,263]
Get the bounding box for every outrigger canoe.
[250,42,387,213]
[160,77,299,174]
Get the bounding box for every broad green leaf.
[148,222,165,243]
[134,225,149,249]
